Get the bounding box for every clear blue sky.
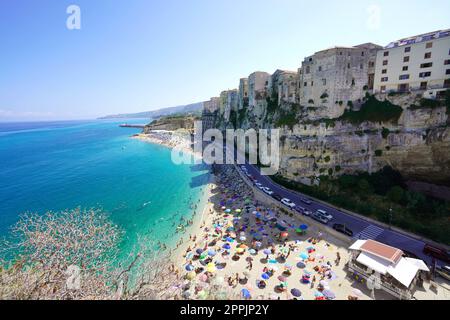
[1,0,449,121]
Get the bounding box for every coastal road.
[223,145,441,266]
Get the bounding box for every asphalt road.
[223,145,440,266]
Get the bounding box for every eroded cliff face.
[144,116,197,133]
[219,93,450,186]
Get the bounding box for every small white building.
[347,239,429,300]
[373,29,450,99]
[248,71,271,108]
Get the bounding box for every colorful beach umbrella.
[291,288,302,297]
[206,263,216,273]
[208,249,217,257]
[323,290,336,300]
[196,248,204,255]
[300,252,309,260]
[300,224,308,230]
[261,273,270,280]
[185,264,194,272]
[223,243,231,250]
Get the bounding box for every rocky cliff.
[217,91,450,189]
[144,116,198,133]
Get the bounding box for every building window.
[419,72,431,78]
[383,60,388,66]
[318,66,322,72]
[348,63,351,69]
[403,56,410,63]
[405,47,411,53]
[382,69,387,74]
[311,81,314,86]
[399,74,410,80]
[445,79,450,88]
[306,66,310,74]
[446,69,450,75]
[380,85,386,92]
[360,64,363,69]
[362,51,365,56]
[420,62,433,68]
[426,42,433,49]
[381,77,388,82]
[322,79,326,85]
[383,51,389,56]
[424,52,432,59]
[420,82,428,90]
[369,61,375,68]
[402,66,409,71]
[304,82,307,87]
[445,59,450,65]
[352,78,355,86]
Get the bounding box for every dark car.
[272,194,282,202]
[332,224,353,237]
[301,198,312,205]
[423,244,450,263]
[294,206,305,214]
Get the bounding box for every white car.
[255,182,264,190]
[317,209,333,221]
[281,198,296,208]
[240,165,247,171]
[262,187,274,195]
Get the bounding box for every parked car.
[272,194,282,202]
[301,198,312,205]
[281,198,296,208]
[312,212,329,224]
[262,187,274,196]
[254,182,264,189]
[332,224,354,237]
[423,244,450,263]
[240,165,247,171]
[294,206,305,214]
[316,209,333,221]
[303,210,312,217]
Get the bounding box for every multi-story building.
[248,71,271,108]
[373,29,450,98]
[226,89,239,115]
[238,78,249,110]
[203,97,220,113]
[298,43,382,117]
[269,69,298,105]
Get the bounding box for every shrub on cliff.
[339,96,403,124]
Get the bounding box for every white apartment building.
[373,29,450,98]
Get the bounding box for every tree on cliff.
[0,208,182,300]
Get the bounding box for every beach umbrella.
[253,234,263,241]
[225,209,232,213]
[323,290,336,300]
[255,241,262,248]
[278,276,287,282]
[235,209,242,213]
[185,264,195,272]
[263,249,272,256]
[314,291,324,298]
[200,252,209,260]
[196,248,204,255]
[186,271,196,280]
[280,232,289,238]
[239,244,248,249]
[197,290,208,300]
[249,249,257,255]
[225,237,234,243]
[236,248,245,254]
[240,236,247,241]
[208,249,217,257]
[291,289,302,297]
[223,243,231,250]
[241,288,251,299]
[300,252,309,260]
[300,224,308,230]
[295,228,303,234]
[296,262,306,269]
[200,273,209,282]
[206,263,216,273]
[284,263,293,270]
[261,273,270,280]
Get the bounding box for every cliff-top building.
[248,71,271,108]
[269,70,298,105]
[238,78,249,110]
[299,42,382,118]
[373,29,450,98]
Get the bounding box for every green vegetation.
[445,89,450,115]
[275,104,300,130]
[375,150,383,157]
[338,95,403,124]
[381,127,390,139]
[324,156,331,163]
[320,93,329,99]
[409,98,443,110]
[271,166,450,244]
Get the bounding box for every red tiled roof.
[360,240,404,264]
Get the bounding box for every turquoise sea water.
[0,119,210,258]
